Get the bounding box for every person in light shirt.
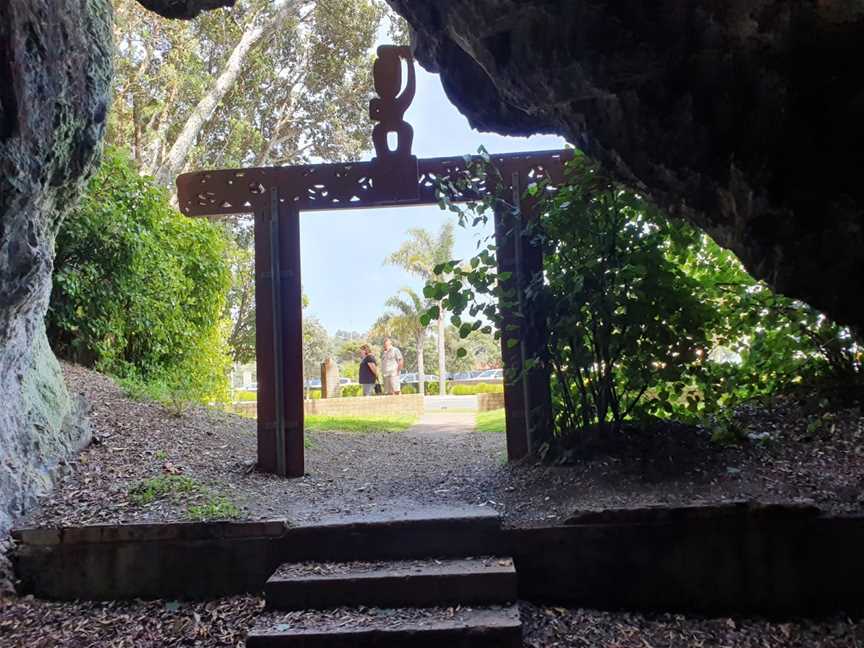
[379,337,404,395]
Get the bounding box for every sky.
[299,65,567,334]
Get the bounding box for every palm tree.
[376,288,431,394]
[386,223,455,397]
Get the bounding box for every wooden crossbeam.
[177,149,572,217]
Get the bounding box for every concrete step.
[423,395,478,412]
[265,557,517,611]
[246,604,522,648]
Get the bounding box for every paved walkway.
[424,395,478,412]
[408,411,476,434]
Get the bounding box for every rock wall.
[0,0,235,538]
[0,0,230,537]
[388,0,864,331]
[0,0,114,536]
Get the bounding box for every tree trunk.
[416,335,425,396]
[141,81,179,175]
[437,299,446,396]
[152,0,296,187]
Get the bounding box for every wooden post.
[280,201,305,477]
[494,174,553,460]
[254,194,304,477]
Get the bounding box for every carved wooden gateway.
[177,46,571,477]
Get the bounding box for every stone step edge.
[267,557,516,582]
[246,605,522,647]
[264,558,518,610]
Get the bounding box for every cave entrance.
[177,45,570,477]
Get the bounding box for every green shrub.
[400,380,442,395]
[129,474,240,520]
[305,386,366,399]
[341,384,362,397]
[450,383,503,395]
[119,324,231,414]
[428,154,713,437]
[429,148,862,447]
[187,496,240,521]
[340,361,360,382]
[234,390,258,402]
[129,475,201,505]
[48,146,232,405]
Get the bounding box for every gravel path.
[20,363,864,530]
[407,411,476,434]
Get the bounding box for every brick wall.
[231,395,425,419]
[304,394,424,417]
[477,392,505,411]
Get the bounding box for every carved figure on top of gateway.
[370,45,416,160]
[369,45,418,200]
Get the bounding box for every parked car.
[339,377,354,385]
[304,378,321,389]
[400,373,438,384]
[474,368,504,381]
[448,372,474,381]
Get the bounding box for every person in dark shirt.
[358,344,379,396]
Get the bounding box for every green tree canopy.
[302,314,332,390]
[426,152,862,449]
[385,223,455,395]
[48,147,232,404]
[110,0,387,185]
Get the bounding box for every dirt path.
[7,364,864,647]
[408,411,476,435]
[22,363,864,531]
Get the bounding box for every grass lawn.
[475,408,506,433]
[304,414,417,434]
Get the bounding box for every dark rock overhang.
[388,0,864,332]
[136,0,235,19]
